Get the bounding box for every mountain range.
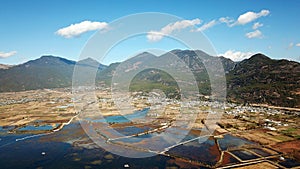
[0,50,299,108]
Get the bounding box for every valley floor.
[0,88,299,168]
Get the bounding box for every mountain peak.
[39,55,69,61]
[248,53,271,61]
[135,51,156,57]
[169,49,183,53]
[168,49,197,59]
[40,55,57,58]
[170,49,195,54]
[125,51,157,63]
[26,55,76,66]
[77,57,107,69]
[78,57,99,64]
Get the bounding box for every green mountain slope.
[227,53,300,107]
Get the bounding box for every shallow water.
[249,148,271,157]
[217,134,254,151]
[18,124,58,131]
[230,150,259,161]
[166,136,221,166]
[279,158,300,168]
[0,123,193,169]
[88,108,150,123]
[1,110,296,168]
[1,121,297,169]
[0,126,14,133]
[114,126,151,135]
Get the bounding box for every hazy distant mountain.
[167,49,235,73]
[0,56,106,92]
[0,64,13,69]
[0,51,299,107]
[77,57,107,70]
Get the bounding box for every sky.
[0,0,299,65]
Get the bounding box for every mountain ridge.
[0,55,106,92]
[0,50,299,107]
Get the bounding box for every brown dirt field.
[220,151,239,166]
[0,89,76,128]
[234,162,279,169]
[167,158,200,169]
[273,140,300,160]
[234,129,294,145]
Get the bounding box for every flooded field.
[88,108,150,123]
[249,148,272,157]
[166,136,220,166]
[219,152,240,167]
[230,150,260,161]
[18,124,58,131]
[0,123,196,169]
[217,134,254,151]
[0,106,299,168]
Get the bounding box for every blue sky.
[0,0,299,65]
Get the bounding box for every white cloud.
[56,20,108,38]
[147,10,271,41]
[0,51,17,58]
[147,18,201,42]
[195,17,234,32]
[245,30,263,39]
[296,43,300,47]
[288,42,294,49]
[220,50,253,61]
[219,17,235,26]
[196,20,218,32]
[252,22,263,29]
[146,31,165,42]
[234,9,270,26]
